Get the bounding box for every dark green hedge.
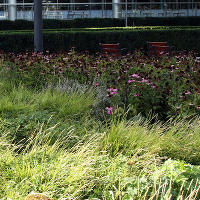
[1,17,200,31]
[128,16,200,26]
[0,28,200,53]
[0,18,125,30]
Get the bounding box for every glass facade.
[0,0,200,20]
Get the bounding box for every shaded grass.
[0,81,94,120]
[0,76,101,147]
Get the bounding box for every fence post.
[34,0,43,52]
[113,0,122,18]
[8,0,16,21]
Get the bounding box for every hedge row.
[128,16,200,26]
[1,17,200,30]
[0,19,125,30]
[0,28,200,53]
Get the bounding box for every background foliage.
[0,27,200,53]
[1,17,200,31]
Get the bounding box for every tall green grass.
[0,81,94,119]
[0,76,100,147]
[1,123,200,199]
[101,117,200,165]
[0,71,200,199]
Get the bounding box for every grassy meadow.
[0,50,200,199]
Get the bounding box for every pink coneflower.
[189,103,194,106]
[130,74,140,78]
[128,80,135,83]
[106,88,118,97]
[106,88,113,92]
[106,107,113,115]
[111,91,117,95]
[185,91,192,95]
[93,82,99,87]
[152,85,156,89]
[179,95,185,99]
[196,106,200,110]
[106,88,118,93]
[134,93,140,97]
[140,78,149,83]
[146,81,152,85]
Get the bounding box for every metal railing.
[0,2,200,20]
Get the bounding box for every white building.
[0,0,200,20]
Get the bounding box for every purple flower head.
[111,91,117,95]
[185,91,192,95]
[93,82,99,87]
[130,74,140,79]
[147,82,152,85]
[106,107,114,115]
[141,78,149,83]
[134,93,140,97]
[106,88,113,92]
[180,95,185,99]
[128,80,135,83]
[106,88,118,96]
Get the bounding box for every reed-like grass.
[101,117,200,165]
[1,123,200,200]
[0,70,200,199]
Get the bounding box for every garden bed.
[1,49,199,120]
[0,50,200,199]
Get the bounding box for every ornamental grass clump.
[1,119,200,199]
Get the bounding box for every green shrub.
[1,27,200,53]
[128,16,200,26]
[0,18,125,31]
[1,17,200,31]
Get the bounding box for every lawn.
[0,50,200,199]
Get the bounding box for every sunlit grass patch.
[1,123,200,200]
